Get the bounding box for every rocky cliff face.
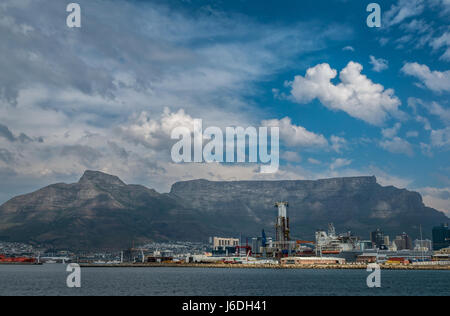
[0,171,447,250]
[0,171,213,249]
[170,177,446,241]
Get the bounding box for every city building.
[251,237,264,255]
[384,235,390,247]
[394,232,412,250]
[212,237,239,250]
[432,224,450,251]
[414,239,432,252]
[370,229,384,248]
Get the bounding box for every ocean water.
[0,264,449,296]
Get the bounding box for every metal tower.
[275,202,290,243]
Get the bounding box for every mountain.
[170,177,448,242]
[0,171,214,249]
[0,171,448,250]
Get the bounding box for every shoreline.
[78,263,450,270]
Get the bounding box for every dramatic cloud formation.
[287,62,402,125]
[401,63,450,93]
[0,0,356,202]
[120,108,197,150]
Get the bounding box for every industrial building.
[212,237,240,249]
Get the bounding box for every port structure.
[275,202,290,252]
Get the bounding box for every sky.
[0,0,449,216]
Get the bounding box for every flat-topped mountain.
[0,171,447,250]
[170,177,447,241]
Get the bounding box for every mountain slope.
[0,171,212,249]
[0,171,448,250]
[170,177,448,241]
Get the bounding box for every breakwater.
[79,262,450,270]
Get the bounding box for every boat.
[0,254,38,264]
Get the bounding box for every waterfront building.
[212,237,239,250]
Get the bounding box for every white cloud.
[282,151,302,163]
[369,56,389,72]
[261,117,328,148]
[307,158,321,165]
[384,0,425,27]
[406,131,419,138]
[119,108,197,149]
[287,62,402,126]
[426,102,450,124]
[330,158,352,170]
[431,127,450,148]
[418,187,450,216]
[379,137,414,156]
[430,32,450,61]
[382,123,402,138]
[401,63,450,93]
[330,135,348,153]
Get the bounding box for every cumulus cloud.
[379,137,414,156]
[401,63,450,93]
[261,117,328,148]
[369,56,389,72]
[120,108,197,150]
[0,0,358,202]
[287,62,402,125]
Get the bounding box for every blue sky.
[0,0,449,215]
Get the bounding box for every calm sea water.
[0,264,449,296]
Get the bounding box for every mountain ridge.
[0,171,447,250]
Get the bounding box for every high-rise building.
[384,235,390,248]
[370,229,384,248]
[432,224,450,251]
[394,232,412,250]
